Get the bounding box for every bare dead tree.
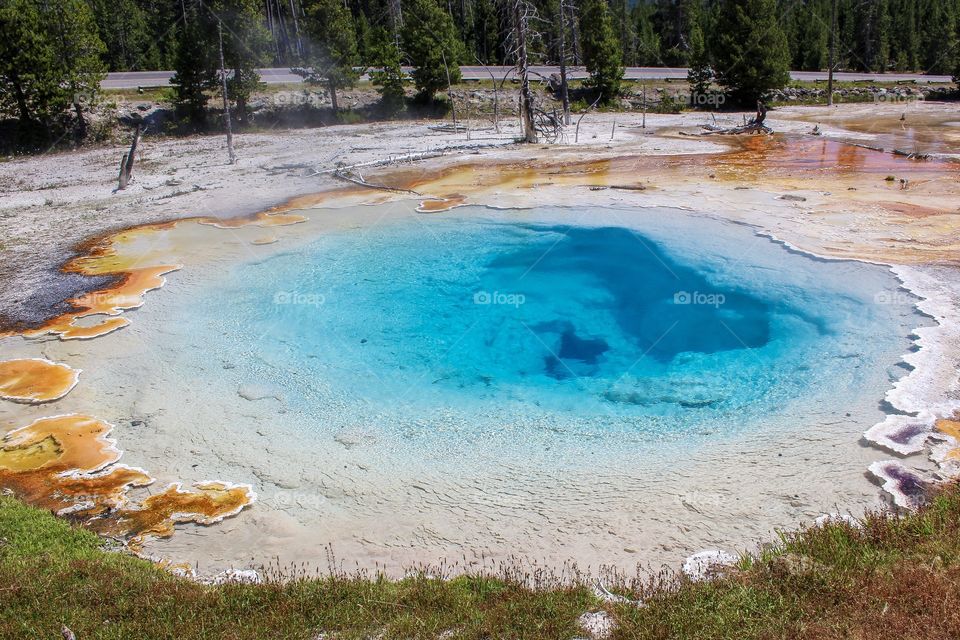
[827,0,837,106]
[441,51,461,135]
[217,20,237,164]
[568,1,581,65]
[557,0,572,125]
[288,0,303,58]
[504,0,538,143]
[117,123,142,191]
[388,0,404,45]
[574,94,601,143]
[474,56,514,133]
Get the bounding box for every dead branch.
[441,51,460,137]
[680,103,772,136]
[574,95,602,143]
[332,169,423,195]
[533,108,564,143]
[475,55,513,133]
[892,148,932,160]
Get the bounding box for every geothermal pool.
[58,204,925,570]
[165,207,917,452]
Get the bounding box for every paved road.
[101,66,955,89]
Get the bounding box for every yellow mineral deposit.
[0,358,80,403]
[0,414,255,547]
[19,265,181,340]
[93,481,257,547]
[936,416,960,461]
[417,194,468,212]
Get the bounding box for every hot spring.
[82,204,924,569]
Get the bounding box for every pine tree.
[922,1,957,75]
[214,0,270,123]
[171,3,218,130]
[369,27,406,115]
[610,0,636,65]
[875,0,892,72]
[87,0,158,71]
[354,12,372,65]
[633,2,661,66]
[710,0,790,106]
[686,22,713,102]
[891,0,919,71]
[401,0,464,101]
[0,0,105,141]
[43,0,106,137]
[473,0,503,64]
[0,0,59,127]
[580,0,624,104]
[796,4,828,71]
[301,0,361,112]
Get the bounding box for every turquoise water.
[172,206,920,460]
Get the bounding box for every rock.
[578,611,616,639]
[682,549,738,581]
[206,569,262,585]
[814,512,862,528]
[779,194,807,202]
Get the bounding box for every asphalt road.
[101,66,955,89]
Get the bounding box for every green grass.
[0,495,594,639]
[3,484,960,639]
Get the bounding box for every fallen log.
[892,148,932,160]
[680,101,772,136]
[305,140,515,178]
[332,169,423,195]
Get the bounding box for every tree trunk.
[558,0,570,125]
[570,5,582,65]
[514,1,537,143]
[233,66,248,123]
[827,0,837,106]
[288,0,303,58]
[329,79,339,112]
[73,101,88,140]
[10,73,32,125]
[218,21,236,164]
[117,123,142,190]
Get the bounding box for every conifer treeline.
[86,0,960,76]
[3,0,960,144]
